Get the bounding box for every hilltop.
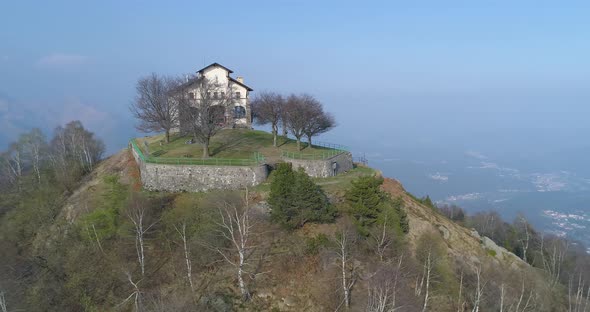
[1,144,566,311]
[0,120,585,312]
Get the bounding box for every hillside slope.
[24,149,561,311]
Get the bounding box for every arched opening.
[234,106,246,119]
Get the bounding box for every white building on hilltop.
[178,63,253,130]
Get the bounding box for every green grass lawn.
[252,165,377,194]
[134,129,341,160]
[314,165,377,193]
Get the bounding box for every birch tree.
[213,191,255,301]
[333,227,358,310]
[127,194,157,276]
[516,215,531,263]
[1,143,23,188]
[470,266,486,312]
[174,222,194,291]
[117,272,142,312]
[19,128,46,184]
[366,256,404,312]
[370,219,394,262]
[0,290,7,312]
[415,231,446,312]
[568,273,590,312]
[539,234,568,287]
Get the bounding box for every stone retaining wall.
[130,145,268,192]
[284,152,354,178]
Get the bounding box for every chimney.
[236,76,244,83]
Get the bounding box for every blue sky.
[1,1,590,157]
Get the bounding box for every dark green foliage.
[346,175,386,233]
[268,163,335,229]
[346,175,409,236]
[390,196,409,234]
[80,175,128,242]
[304,233,331,255]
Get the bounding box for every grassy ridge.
[135,129,342,161]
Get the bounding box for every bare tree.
[1,143,23,188]
[470,266,486,312]
[117,272,142,312]
[366,256,404,312]
[174,221,194,292]
[0,290,7,312]
[498,274,537,312]
[213,191,255,301]
[19,128,46,184]
[517,215,531,263]
[179,77,233,158]
[333,227,358,310]
[131,73,179,143]
[48,121,105,189]
[415,231,446,312]
[370,219,394,262]
[568,273,590,312]
[251,92,285,147]
[127,194,157,276]
[458,270,466,312]
[303,108,335,148]
[284,94,318,150]
[539,234,568,288]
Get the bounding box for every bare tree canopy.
[130,73,179,143]
[251,92,284,147]
[283,94,323,150]
[303,108,335,148]
[49,121,105,190]
[178,77,233,158]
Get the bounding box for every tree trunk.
[272,124,278,147]
[343,254,350,309]
[307,135,313,149]
[180,224,194,292]
[202,138,210,158]
[238,249,250,301]
[296,137,301,151]
[422,251,431,312]
[165,129,170,143]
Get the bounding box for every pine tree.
[268,164,334,229]
[346,176,410,236]
[346,175,387,235]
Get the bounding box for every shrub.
[304,233,330,255]
[80,175,128,242]
[268,163,335,229]
[346,176,409,236]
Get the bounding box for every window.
[221,92,225,98]
[188,92,195,100]
[235,91,241,99]
[214,92,219,99]
[234,106,246,119]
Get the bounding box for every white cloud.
[36,53,89,67]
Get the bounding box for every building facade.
[178,63,253,131]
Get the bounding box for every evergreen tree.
[346,175,387,234]
[346,175,409,236]
[268,163,334,229]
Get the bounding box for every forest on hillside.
[1,122,590,311]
